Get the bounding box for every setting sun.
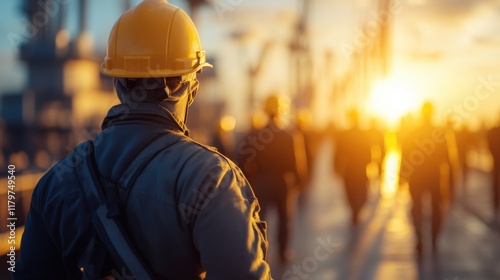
[366,76,421,127]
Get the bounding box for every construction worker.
[487,113,500,223]
[400,102,447,258]
[16,1,271,279]
[242,94,305,264]
[334,109,372,226]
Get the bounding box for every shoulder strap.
[118,132,183,205]
[76,132,182,279]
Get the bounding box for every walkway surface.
[266,142,500,280]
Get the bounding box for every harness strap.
[76,131,183,279]
[118,131,183,204]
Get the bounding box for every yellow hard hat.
[101,0,212,78]
[264,94,290,117]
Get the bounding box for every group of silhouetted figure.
[397,102,500,259]
[211,96,500,264]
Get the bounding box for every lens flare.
[367,77,420,127]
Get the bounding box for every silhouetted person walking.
[400,102,447,258]
[334,109,372,226]
[456,125,474,190]
[487,115,500,222]
[242,94,303,264]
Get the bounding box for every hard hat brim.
[100,62,213,78]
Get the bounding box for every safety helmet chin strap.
[183,78,199,132]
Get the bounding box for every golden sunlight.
[381,150,400,198]
[380,133,400,198]
[367,76,421,127]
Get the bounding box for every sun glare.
[367,77,420,127]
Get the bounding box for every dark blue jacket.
[16,102,271,279]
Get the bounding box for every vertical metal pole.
[78,0,87,35]
[123,0,132,12]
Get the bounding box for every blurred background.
[0,0,500,279]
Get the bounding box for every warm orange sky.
[1,0,499,129]
[389,0,500,128]
[197,0,500,129]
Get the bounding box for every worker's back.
[16,103,270,279]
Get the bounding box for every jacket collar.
[102,102,189,136]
